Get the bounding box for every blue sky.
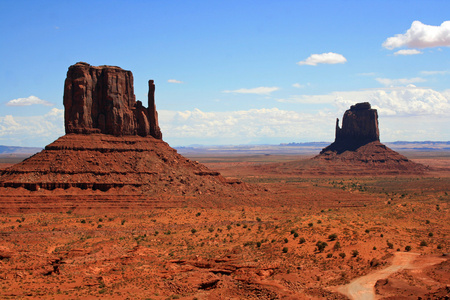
[1,0,450,147]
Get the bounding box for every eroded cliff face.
[63,62,162,139]
[335,102,379,145]
[320,102,380,154]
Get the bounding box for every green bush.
[405,245,412,252]
[316,241,328,252]
[282,247,288,253]
[328,233,338,241]
[351,250,359,257]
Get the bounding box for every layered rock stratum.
[0,63,249,212]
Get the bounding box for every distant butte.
[0,63,249,212]
[314,102,427,174]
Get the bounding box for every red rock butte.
[314,102,426,174]
[0,63,249,212]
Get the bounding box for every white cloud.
[420,70,449,76]
[297,52,347,66]
[222,87,280,95]
[383,21,450,50]
[6,95,54,106]
[292,83,304,89]
[375,77,426,86]
[394,49,422,56]
[278,86,450,117]
[158,86,450,145]
[167,79,183,84]
[0,108,64,146]
[159,108,335,144]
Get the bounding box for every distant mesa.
[0,62,248,212]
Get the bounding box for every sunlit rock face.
[63,62,161,139]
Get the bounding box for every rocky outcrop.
[0,62,253,211]
[313,102,426,174]
[321,102,379,154]
[64,62,162,139]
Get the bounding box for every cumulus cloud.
[158,108,335,144]
[277,86,450,117]
[297,52,347,66]
[167,79,183,84]
[6,95,54,106]
[383,21,450,49]
[375,77,426,86]
[394,49,422,56]
[158,86,450,145]
[0,108,64,146]
[222,87,280,95]
[292,83,304,88]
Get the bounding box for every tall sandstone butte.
[64,62,162,138]
[314,102,426,174]
[322,102,379,154]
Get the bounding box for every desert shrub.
[208,227,214,233]
[351,250,359,257]
[97,224,102,228]
[308,223,313,227]
[227,225,232,230]
[191,228,197,234]
[80,219,86,224]
[328,233,338,241]
[196,212,201,217]
[317,220,322,224]
[256,217,262,222]
[333,242,341,250]
[121,219,126,225]
[243,224,247,229]
[290,229,296,234]
[387,242,394,249]
[365,229,370,233]
[299,237,306,244]
[282,247,288,253]
[428,232,433,237]
[316,241,328,252]
[293,232,299,238]
[154,230,159,235]
[420,241,428,247]
[98,218,103,222]
[380,234,384,237]
[437,244,442,249]
[373,246,377,250]
[339,252,346,259]
[256,242,261,248]
[327,253,333,258]
[405,245,412,252]
[284,238,289,243]
[425,220,430,224]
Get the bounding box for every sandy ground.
[0,153,449,299]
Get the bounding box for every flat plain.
[0,150,448,299]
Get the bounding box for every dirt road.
[337,252,446,300]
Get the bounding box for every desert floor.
[0,152,449,299]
